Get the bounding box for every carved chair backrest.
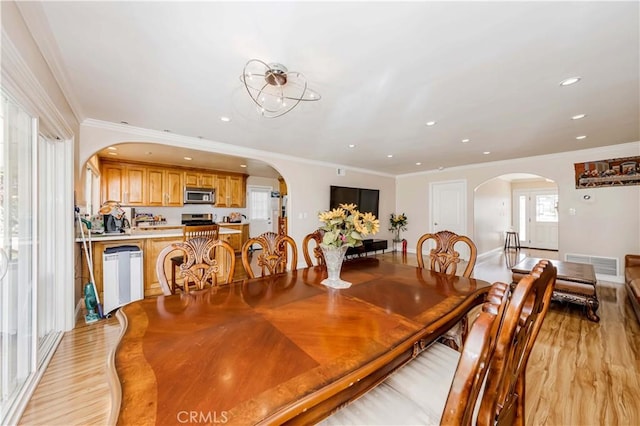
[156,237,236,295]
[303,230,325,267]
[477,260,557,426]
[440,281,511,425]
[183,224,219,240]
[241,232,298,279]
[416,230,478,277]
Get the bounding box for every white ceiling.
[18,1,640,176]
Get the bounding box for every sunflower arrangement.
[318,203,380,248]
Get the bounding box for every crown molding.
[15,1,85,123]
[1,29,74,140]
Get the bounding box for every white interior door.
[429,180,469,259]
[247,186,274,239]
[513,189,558,250]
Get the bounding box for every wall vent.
[564,253,618,276]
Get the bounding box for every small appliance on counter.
[99,201,130,234]
[228,212,246,223]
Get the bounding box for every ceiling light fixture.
[461,139,470,143]
[560,76,581,86]
[107,146,117,151]
[183,156,192,161]
[572,114,587,120]
[220,116,231,122]
[240,59,321,118]
[348,144,356,148]
[483,151,491,155]
[576,135,587,140]
[416,162,422,166]
[387,154,393,158]
[240,164,247,168]
[426,121,436,126]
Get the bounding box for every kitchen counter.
[75,226,241,243]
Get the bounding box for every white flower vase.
[320,244,351,289]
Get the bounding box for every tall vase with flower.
[317,203,380,288]
[389,213,408,251]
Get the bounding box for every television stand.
[346,239,388,258]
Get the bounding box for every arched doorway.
[473,173,559,254]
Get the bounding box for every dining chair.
[416,230,478,277]
[169,224,219,293]
[157,236,235,295]
[417,230,479,349]
[302,229,325,267]
[241,231,298,279]
[321,259,556,425]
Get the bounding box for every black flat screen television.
[330,185,380,218]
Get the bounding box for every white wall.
[474,178,512,254]
[398,142,640,280]
[79,121,397,266]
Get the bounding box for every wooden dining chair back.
[477,259,556,426]
[320,280,511,426]
[241,232,298,279]
[158,237,236,295]
[302,230,325,267]
[416,230,478,278]
[169,224,220,293]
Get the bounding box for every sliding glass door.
[0,93,36,420]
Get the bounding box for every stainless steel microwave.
[184,187,215,204]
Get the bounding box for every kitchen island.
[77,225,241,299]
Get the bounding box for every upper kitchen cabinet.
[101,161,146,206]
[148,167,184,206]
[216,173,247,208]
[184,171,216,189]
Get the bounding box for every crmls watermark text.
[176,411,229,424]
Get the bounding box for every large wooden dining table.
[111,257,491,425]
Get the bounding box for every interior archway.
[473,173,559,258]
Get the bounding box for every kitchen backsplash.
[136,205,249,225]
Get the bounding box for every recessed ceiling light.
[387,154,393,158]
[461,139,470,143]
[120,121,129,125]
[183,156,192,161]
[426,121,436,126]
[107,146,117,151]
[560,76,581,86]
[240,164,247,168]
[108,152,118,156]
[348,144,356,148]
[415,162,422,166]
[483,151,491,155]
[220,116,231,122]
[572,114,587,120]
[438,166,444,170]
[576,135,587,140]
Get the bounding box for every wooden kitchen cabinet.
[101,161,145,206]
[219,223,249,252]
[184,171,215,189]
[144,236,182,297]
[148,167,183,206]
[216,174,247,208]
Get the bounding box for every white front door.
[513,189,558,250]
[429,180,469,258]
[247,186,274,239]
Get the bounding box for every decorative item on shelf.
[317,203,379,288]
[240,59,321,118]
[389,213,408,251]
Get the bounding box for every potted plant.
[389,213,408,251]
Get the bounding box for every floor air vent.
[564,253,618,276]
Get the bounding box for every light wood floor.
[19,249,640,425]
